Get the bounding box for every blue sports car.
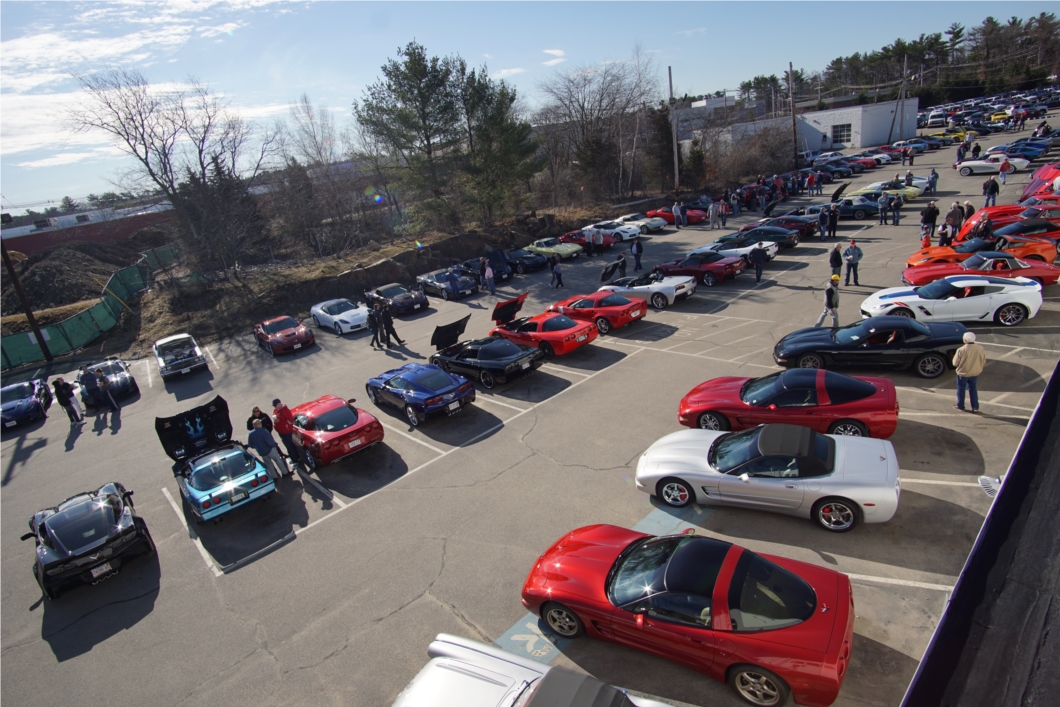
[155,396,277,523]
[2,378,52,429]
[365,363,476,427]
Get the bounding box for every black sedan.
[364,282,430,316]
[416,269,479,301]
[773,316,967,379]
[720,226,800,248]
[21,482,155,599]
[505,248,549,274]
[81,358,139,409]
[427,316,543,389]
[2,378,52,428]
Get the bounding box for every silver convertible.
[635,424,900,532]
[598,270,696,309]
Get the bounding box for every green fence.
[1,260,156,370]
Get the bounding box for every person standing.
[904,170,915,187]
[999,158,1011,185]
[63,377,86,421]
[908,148,915,166]
[730,189,741,215]
[719,200,728,228]
[806,171,816,198]
[963,201,975,222]
[843,240,863,286]
[749,243,769,283]
[971,143,981,159]
[548,254,559,287]
[593,228,604,256]
[827,204,839,239]
[983,176,1000,207]
[382,305,404,347]
[817,171,826,195]
[446,267,461,298]
[708,200,720,230]
[630,237,644,271]
[956,144,966,163]
[946,201,965,233]
[829,243,843,279]
[615,252,628,279]
[952,332,986,413]
[552,259,564,289]
[672,202,682,230]
[814,275,841,327]
[96,368,120,412]
[272,398,305,468]
[248,419,289,479]
[878,192,892,225]
[247,406,273,432]
[890,195,902,226]
[477,257,488,287]
[817,206,829,241]
[78,366,101,410]
[484,262,495,296]
[368,304,384,348]
[928,168,939,195]
[900,147,908,166]
[52,378,83,425]
[680,202,689,227]
[921,201,940,236]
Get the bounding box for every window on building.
[75,215,90,223]
[832,124,852,144]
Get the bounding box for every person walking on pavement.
[78,366,101,410]
[963,201,975,222]
[730,189,741,215]
[815,275,841,327]
[247,406,273,432]
[928,168,939,195]
[615,252,628,279]
[921,201,940,236]
[999,158,1011,185]
[890,194,902,226]
[672,202,682,230]
[53,378,84,425]
[749,242,769,283]
[843,240,863,286]
[829,243,843,279]
[272,398,306,469]
[630,237,644,271]
[827,204,839,239]
[548,255,559,287]
[878,192,892,225]
[249,419,290,479]
[817,206,829,241]
[484,262,495,296]
[952,332,986,413]
[382,305,404,347]
[96,368,120,412]
[552,259,564,289]
[708,200,720,230]
[368,304,384,348]
[983,176,1000,207]
[446,267,461,299]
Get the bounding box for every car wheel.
[516,263,526,274]
[366,385,378,405]
[312,315,320,327]
[270,344,278,357]
[441,289,449,301]
[595,317,611,335]
[333,322,343,335]
[1026,255,1045,262]
[889,308,914,318]
[542,602,585,639]
[480,370,496,389]
[828,419,869,436]
[651,293,668,309]
[539,342,555,360]
[914,352,947,378]
[404,405,420,427]
[797,353,824,369]
[701,272,718,287]
[812,497,861,533]
[729,665,791,707]
[698,411,730,431]
[959,167,973,176]
[657,477,694,508]
[641,225,648,234]
[854,210,867,220]
[994,303,1027,326]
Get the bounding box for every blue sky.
[2,1,1056,213]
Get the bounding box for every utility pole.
[1,236,52,361]
[668,66,679,192]
[789,62,799,172]
[899,54,908,140]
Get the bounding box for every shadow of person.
[109,408,122,435]
[92,413,109,436]
[64,423,83,452]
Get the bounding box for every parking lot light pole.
[1,236,53,361]
[669,66,679,192]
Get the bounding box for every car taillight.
[202,500,211,509]
[459,383,472,393]
[426,396,442,405]
[251,479,259,487]
[212,495,224,505]
[259,474,268,484]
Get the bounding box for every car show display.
[152,333,209,380]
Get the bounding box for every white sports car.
[393,634,670,707]
[598,271,696,309]
[585,221,642,242]
[864,178,928,195]
[635,424,900,532]
[689,237,779,261]
[309,298,370,334]
[859,275,1042,327]
[954,154,1031,176]
[614,212,668,233]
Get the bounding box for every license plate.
[293,343,301,349]
[180,368,191,374]
[461,290,471,295]
[4,421,15,428]
[577,334,588,342]
[447,401,460,412]
[91,562,112,578]
[413,304,420,309]
[347,438,362,449]
[230,491,248,503]
[521,362,530,369]
[631,310,642,317]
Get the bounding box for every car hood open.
[431,315,471,350]
[492,292,528,324]
[155,395,233,461]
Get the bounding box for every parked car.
[557,229,617,250]
[504,248,549,274]
[488,292,597,359]
[427,316,544,389]
[597,270,697,310]
[416,269,479,301]
[365,363,475,427]
[253,315,315,353]
[155,395,277,523]
[645,207,708,225]
[522,524,856,706]
[80,358,139,408]
[655,252,745,287]
[805,197,879,221]
[20,482,155,599]
[458,251,514,283]
[954,154,1031,176]
[310,298,372,333]
[726,226,800,248]
[547,291,647,335]
[860,275,1042,327]
[290,394,384,468]
[153,333,208,381]
[689,236,779,261]
[2,378,52,428]
[363,284,429,316]
[906,234,1056,268]
[740,215,818,239]
[614,212,668,232]
[901,252,1060,287]
[582,220,641,242]
[524,237,583,260]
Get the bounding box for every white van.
[926,110,948,128]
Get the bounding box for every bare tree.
[287,93,339,167]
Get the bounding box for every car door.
[381,377,408,408]
[569,299,595,322]
[716,456,804,510]
[318,306,335,329]
[610,593,716,671]
[940,286,992,321]
[511,321,538,346]
[452,349,478,377]
[749,388,824,431]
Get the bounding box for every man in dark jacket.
[827,205,839,238]
[53,378,83,425]
[829,243,843,278]
[630,237,644,271]
[920,201,940,235]
[247,406,274,432]
[749,243,769,283]
[878,192,892,225]
[963,201,975,221]
[381,305,404,347]
[817,207,829,240]
[946,202,965,233]
[368,304,384,348]
[983,177,1000,208]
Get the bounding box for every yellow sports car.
[849,179,924,200]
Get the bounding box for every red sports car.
[522,524,855,707]
[547,291,647,335]
[656,252,745,287]
[558,230,618,249]
[740,216,818,239]
[646,207,708,225]
[488,292,597,359]
[253,316,315,355]
[678,369,898,438]
[290,395,384,468]
[902,252,1060,287]
[957,204,1060,242]
[906,233,1057,267]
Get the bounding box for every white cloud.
[17,146,125,169]
[542,49,565,57]
[492,68,527,79]
[199,22,242,38]
[483,53,492,59]
[677,27,706,36]
[541,49,566,67]
[542,58,566,67]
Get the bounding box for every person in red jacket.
[272,398,306,469]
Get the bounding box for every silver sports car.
[598,271,696,309]
[635,424,900,532]
[392,634,671,707]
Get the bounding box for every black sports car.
[427,315,544,389]
[505,248,549,274]
[458,250,514,283]
[416,269,479,300]
[773,316,967,379]
[719,226,799,248]
[21,482,155,599]
[364,282,430,315]
[81,358,139,409]
[991,218,1060,241]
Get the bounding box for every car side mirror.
[946,296,957,301]
[347,398,357,405]
[739,473,751,483]
[20,532,34,541]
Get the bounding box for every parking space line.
[545,365,592,377]
[707,261,805,314]
[475,396,530,413]
[728,344,777,362]
[900,479,981,487]
[665,311,773,323]
[203,346,219,368]
[161,487,223,577]
[987,371,1051,404]
[141,359,153,388]
[980,341,1060,355]
[602,338,776,369]
[846,573,953,592]
[378,423,447,455]
[687,319,759,344]
[896,386,1037,412]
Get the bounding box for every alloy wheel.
[831,422,865,436]
[480,371,495,389]
[651,293,668,309]
[734,671,783,706]
[817,501,856,531]
[595,317,611,335]
[798,354,823,369]
[544,606,581,638]
[698,412,724,430]
[405,405,419,426]
[998,304,1026,326]
[916,354,945,378]
[660,480,692,507]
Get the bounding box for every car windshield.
[598,294,632,307]
[1,383,34,403]
[954,238,986,253]
[834,321,875,344]
[413,370,454,392]
[709,427,762,473]
[46,495,121,552]
[609,536,682,606]
[328,300,358,314]
[189,450,258,491]
[479,340,523,360]
[542,315,578,332]
[918,279,961,300]
[740,373,783,405]
[538,239,559,247]
[312,404,360,432]
[263,317,298,334]
[963,255,988,269]
[626,213,647,220]
[727,551,816,632]
[378,286,407,298]
[509,249,533,258]
[88,361,124,376]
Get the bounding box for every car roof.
[291,394,346,417]
[757,424,816,458]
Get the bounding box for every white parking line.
[203,346,219,368]
[707,261,806,314]
[141,359,153,388]
[980,341,1060,355]
[474,396,530,413]
[161,487,223,577]
[728,344,777,362]
[546,365,592,377]
[901,478,981,487]
[987,371,1050,404]
[847,573,953,592]
[896,385,1037,412]
[378,423,447,455]
[602,338,777,369]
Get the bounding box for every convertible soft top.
[525,666,636,707]
[758,423,815,458]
